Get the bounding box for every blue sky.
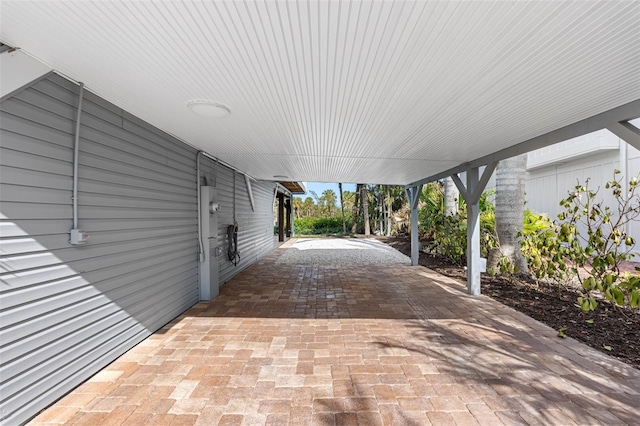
[295,182,357,206]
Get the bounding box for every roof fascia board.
[0,49,53,102]
[407,99,640,188]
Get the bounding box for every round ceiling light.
[187,100,230,118]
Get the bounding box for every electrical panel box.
[70,229,89,245]
[199,186,220,301]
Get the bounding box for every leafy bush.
[430,214,468,265]
[558,173,640,311]
[519,210,569,281]
[419,187,497,266]
[522,172,640,312]
[294,216,348,235]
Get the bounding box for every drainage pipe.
[72,82,84,229]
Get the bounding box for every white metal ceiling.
[1,1,639,185]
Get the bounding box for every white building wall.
[525,129,640,250]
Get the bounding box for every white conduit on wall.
[72,82,84,229]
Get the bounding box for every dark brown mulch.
[379,235,640,370]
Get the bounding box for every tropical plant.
[518,210,567,281]
[320,189,338,217]
[417,182,497,266]
[555,172,640,312]
[302,197,316,217]
[521,172,640,311]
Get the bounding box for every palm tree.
[495,154,529,274]
[292,197,304,219]
[443,177,459,216]
[361,185,370,235]
[342,191,355,212]
[339,183,346,234]
[386,186,392,236]
[352,184,361,233]
[320,189,337,216]
[302,197,315,217]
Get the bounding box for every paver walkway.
[30,239,640,425]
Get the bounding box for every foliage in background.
[291,185,405,236]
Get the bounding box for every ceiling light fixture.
[273,175,288,179]
[187,100,230,118]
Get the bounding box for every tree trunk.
[362,185,370,236]
[379,185,384,235]
[339,183,346,234]
[386,186,392,236]
[443,177,459,216]
[352,184,360,233]
[495,154,529,275]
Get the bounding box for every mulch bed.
[379,235,640,370]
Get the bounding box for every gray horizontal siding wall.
[0,74,200,425]
[199,157,276,284]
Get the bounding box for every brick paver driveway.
[31,239,639,425]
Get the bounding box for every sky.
[294,182,357,207]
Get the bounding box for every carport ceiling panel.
[218,152,463,186]
[1,1,638,184]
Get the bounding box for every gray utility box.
[199,186,220,301]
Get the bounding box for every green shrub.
[519,210,569,281]
[294,216,346,235]
[557,173,640,311]
[419,188,497,266]
[521,172,640,312]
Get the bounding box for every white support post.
[290,200,296,237]
[466,167,481,295]
[454,162,497,295]
[407,185,423,266]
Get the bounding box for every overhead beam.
[607,121,640,151]
[407,100,640,189]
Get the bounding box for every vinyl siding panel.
[0,74,200,425]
